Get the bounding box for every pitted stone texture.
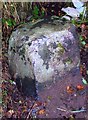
[8,20,80,96]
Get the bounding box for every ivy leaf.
[71,19,76,24]
[81,41,86,45]
[2,18,6,24]
[41,10,45,16]
[32,5,39,19]
[6,19,16,27]
[79,35,84,41]
[2,18,16,27]
[6,19,13,27]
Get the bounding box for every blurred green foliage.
[32,5,39,19]
[2,18,16,27]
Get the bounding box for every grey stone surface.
[8,19,81,98]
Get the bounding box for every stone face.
[8,19,81,97]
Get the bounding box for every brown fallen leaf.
[76,85,84,90]
[38,109,45,115]
[6,110,14,118]
[66,86,74,94]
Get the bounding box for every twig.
[70,109,86,113]
[57,107,86,114]
[57,107,67,112]
[26,101,36,120]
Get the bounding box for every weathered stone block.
[8,19,81,98]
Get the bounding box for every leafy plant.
[2,18,16,27]
[31,5,45,21]
[32,5,39,19]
